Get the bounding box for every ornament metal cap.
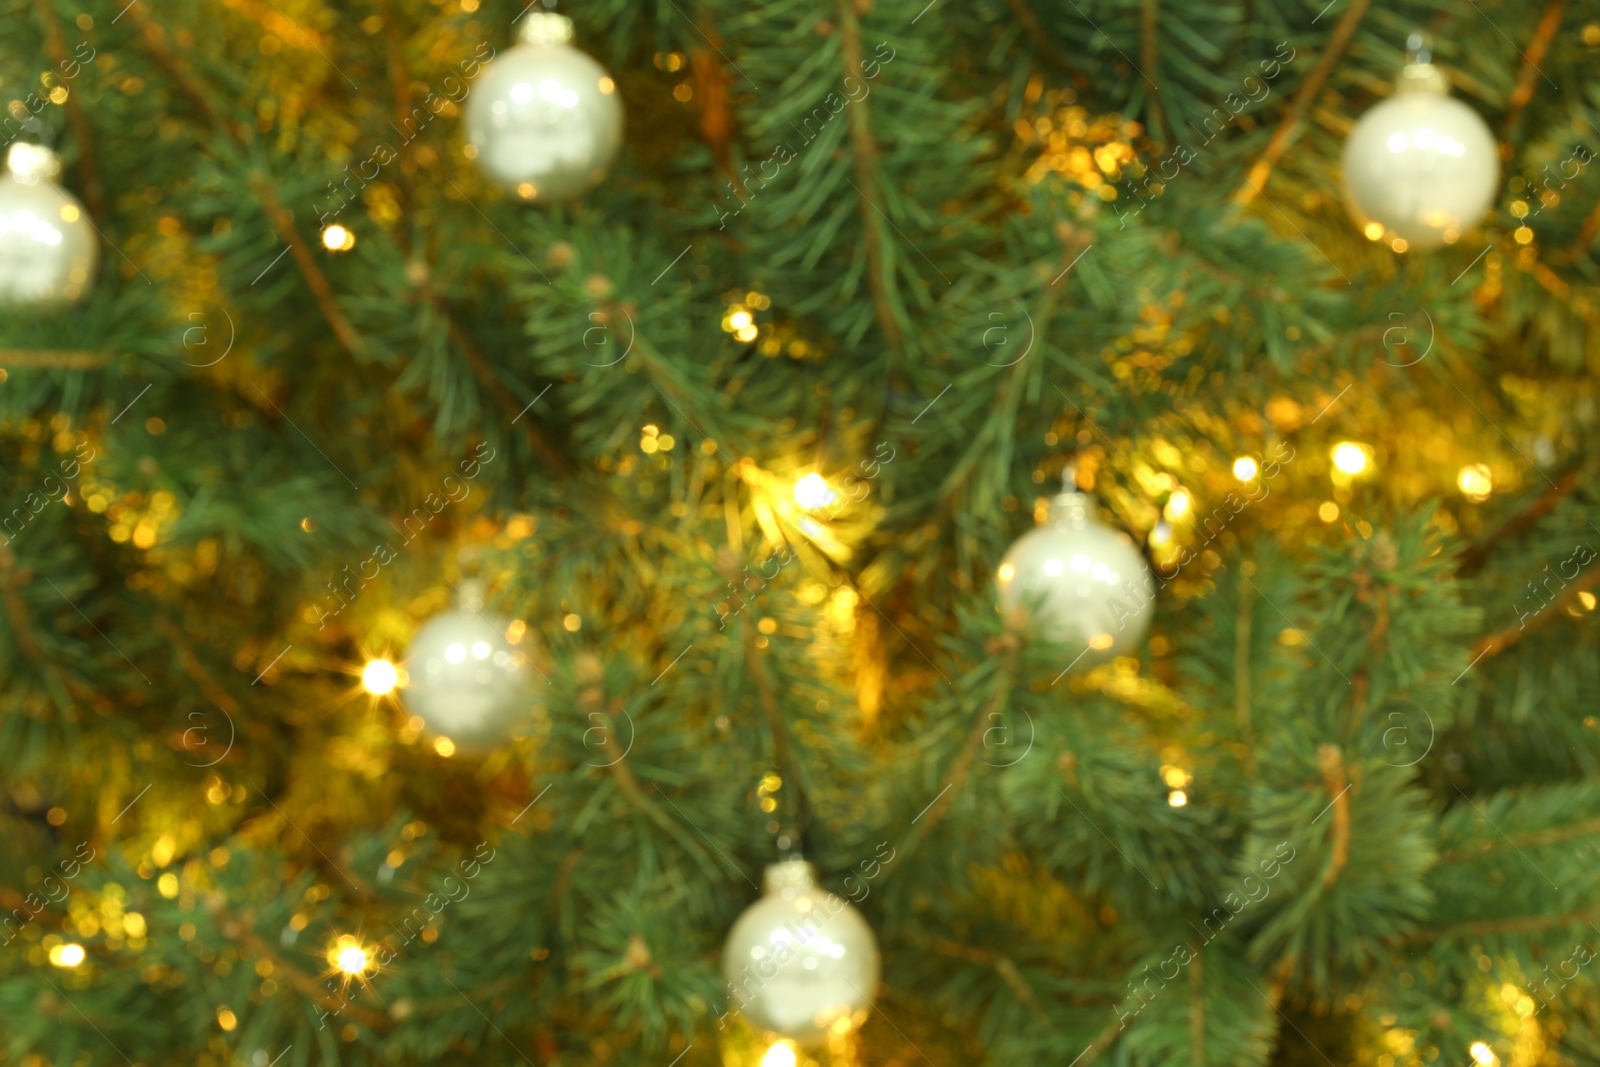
[516,11,575,47]
[1396,33,1446,95]
[762,858,818,894]
[6,142,62,184]
[1046,465,1097,530]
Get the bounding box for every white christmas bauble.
[1341,64,1498,250]
[402,609,531,753]
[721,860,879,1045]
[0,143,97,304]
[464,13,623,201]
[997,488,1153,662]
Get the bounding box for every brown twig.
[837,0,903,350]
[1404,904,1600,944]
[1140,0,1166,146]
[126,4,251,143]
[443,312,571,475]
[0,543,112,715]
[376,0,417,222]
[691,47,737,184]
[251,176,366,360]
[33,0,104,221]
[1470,564,1600,662]
[1066,1012,1130,1067]
[0,349,110,369]
[209,900,388,1030]
[1316,744,1350,889]
[921,937,1051,1024]
[1436,814,1600,865]
[1005,0,1074,71]
[1499,0,1567,145]
[1234,0,1371,205]
[156,617,243,718]
[1455,458,1592,574]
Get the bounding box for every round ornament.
[0,143,97,304]
[721,860,879,1045]
[401,595,532,754]
[464,12,623,201]
[1341,53,1497,250]
[997,480,1154,662]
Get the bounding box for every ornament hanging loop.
[1405,32,1432,67]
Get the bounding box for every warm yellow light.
[1363,222,1384,241]
[1331,442,1368,475]
[1164,489,1191,520]
[434,736,456,757]
[362,658,398,695]
[1318,501,1340,522]
[336,947,366,979]
[1470,1042,1498,1066]
[50,943,86,968]
[1160,765,1190,788]
[1088,632,1114,651]
[1168,790,1188,807]
[1580,591,1597,611]
[1232,457,1259,481]
[997,562,1015,582]
[217,1007,238,1031]
[728,309,754,331]
[761,1042,797,1067]
[1391,237,1409,253]
[1458,464,1493,502]
[320,224,354,251]
[734,324,759,342]
[794,473,837,510]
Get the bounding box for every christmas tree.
[3,0,1599,1064]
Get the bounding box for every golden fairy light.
[1331,441,1369,475]
[1469,1042,1498,1066]
[361,658,399,695]
[1167,790,1188,807]
[49,942,86,968]
[761,1042,797,1067]
[1232,456,1259,481]
[793,473,837,510]
[1164,489,1191,520]
[1458,463,1493,502]
[328,935,373,980]
[320,224,355,251]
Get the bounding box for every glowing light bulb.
[434,736,457,757]
[1331,442,1368,475]
[1168,790,1188,807]
[728,309,753,331]
[1164,489,1191,520]
[1469,1042,1498,1066]
[761,1042,797,1067]
[328,936,370,976]
[49,943,86,968]
[794,473,837,509]
[997,562,1015,582]
[1457,464,1492,502]
[321,224,354,251]
[361,659,398,695]
[1232,456,1259,481]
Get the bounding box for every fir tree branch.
[1234,0,1371,205]
[1470,563,1600,661]
[1316,744,1350,889]
[1455,457,1592,574]
[34,0,104,222]
[740,613,811,852]
[443,310,572,476]
[250,175,368,360]
[375,0,417,221]
[1499,0,1567,144]
[155,617,243,719]
[1069,1012,1129,1067]
[126,5,252,143]
[917,936,1050,1024]
[837,0,903,351]
[0,349,111,368]
[0,543,113,715]
[1436,814,1600,864]
[1189,949,1205,1067]
[1140,0,1166,147]
[1405,904,1600,943]
[1004,0,1075,72]
[1235,576,1253,753]
[209,899,390,1030]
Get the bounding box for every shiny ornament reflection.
[1341,57,1497,249]
[0,143,97,304]
[464,13,623,200]
[402,608,531,753]
[721,860,879,1045]
[998,480,1154,663]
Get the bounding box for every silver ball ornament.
[464,13,623,201]
[721,860,880,1045]
[402,609,532,753]
[997,485,1154,663]
[0,143,97,304]
[1341,62,1498,250]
